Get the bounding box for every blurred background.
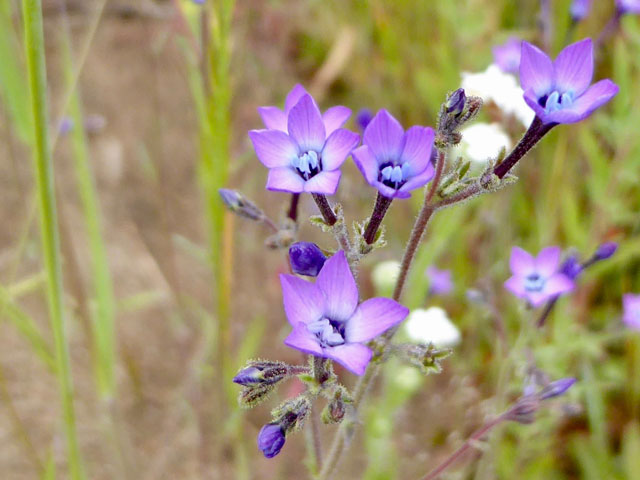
[0,0,639,478]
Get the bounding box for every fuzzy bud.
[257,423,286,458]
[233,360,289,387]
[218,188,264,221]
[238,383,275,409]
[397,343,452,375]
[289,242,327,277]
[446,88,466,117]
[507,396,540,424]
[322,387,352,424]
[272,396,312,434]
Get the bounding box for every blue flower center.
[538,90,574,114]
[378,162,412,190]
[307,318,345,347]
[291,150,322,181]
[524,273,546,293]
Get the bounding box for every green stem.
[21,0,84,478]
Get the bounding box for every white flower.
[461,64,535,127]
[454,122,511,164]
[371,260,400,296]
[404,307,461,348]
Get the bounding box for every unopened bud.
[257,423,286,458]
[289,242,327,276]
[593,242,617,262]
[322,387,352,424]
[539,377,576,400]
[560,255,582,280]
[218,188,264,221]
[273,396,312,434]
[233,360,288,386]
[446,88,466,117]
[238,383,275,408]
[507,395,539,424]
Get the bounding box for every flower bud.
[446,88,466,117]
[570,0,591,21]
[218,189,264,221]
[539,377,576,400]
[233,360,288,386]
[322,387,352,424]
[593,242,617,261]
[560,255,582,280]
[288,242,327,277]
[238,383,275,408]
[507,396,539,424]
[257,423,286,458]
[356,108,373,132]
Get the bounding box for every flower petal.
[526,290,553,308]
[303,170,341,195]
[284,84,309,113]
[400,126,435,174]
[504,275,527,298]
[325,343,372,375]
[267,167,305,193]
[287,94,326,152]
[510,247,535,275]
[258,106,288,132]
[280,274,325,326]
[284,322,323,356]
[321,128,360,170]
[523,89,547,120]
[249,129,298,167]
[352,145,379,186]
[397,162,435,195]
[323,106,352,135]
[544,274,574,297]
[520,42,554,97]
[345,298,409,343]
[363,110,405,162]
[374,181,403,199]
[544,79,619,124]
[553,38,593,96]
[535,246,562,276]
[316,251,359,321]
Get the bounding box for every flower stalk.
[363,193,393,244]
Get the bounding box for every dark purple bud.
[446,88,466,117]
[539,377,576,400]
[560,255,582,280]
[233,361,288,386]
[356,108,373,132]
[288,242,327,277]
[594,242,618,261]
[257,423,286,458]
[218,189,264,221]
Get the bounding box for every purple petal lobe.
[280,274,325,326]
[345,298,409,343]
[316,251,359,321]
[504,275,527,298]
[510,247,535,275]
[267,167,305,193]
[323,106,352,135]
[540,377,576,400]
[325,343,372,375]
[287,95,326,152]
[321,128,360,170]
[284,322,323,356]
[544,274,574,296]
[554,38,593,96]
[523,90,547,119]
[520,42,554,96]
[535,246,562,276]
[284,84,309,113]
[363,110,405,162]
[397,162,435,195]
[258,106,288,132]
[249,130,298,167]
[545,79,618,124]
[352,145,379,185]
[400,126,435,175]
[303,170,341,195]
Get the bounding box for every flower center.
[538,90,574,114]
[524,273,546,292]
[307,318,345,348]
[378,162,412,190]
[291,150,322,181]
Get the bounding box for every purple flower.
[504,247,574,307]
[249,85,359,195]
[426,266,453,295]
[623,294,640,330]
[257,423,286,458]
[352,110,435,199]
[520,38,619,125]
[281,251,408,375]
[570,0,592,21]
[493,37,522,74]
[356,108,373,132]
[289,242,327,277]
[617,0,640,14]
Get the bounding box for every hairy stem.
[312,194,351,255]
[312,193,338,225]
[363,193,392,244]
